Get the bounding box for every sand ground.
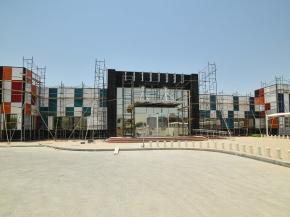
[0,147,290,217]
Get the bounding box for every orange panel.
[25,103,31,115]
[1,102,11,114]
[26,70,32,83]
[3,67,12,80]
[271,118,278,129]
[31,85,37,95]
[255,96,265,105]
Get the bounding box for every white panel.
[12,67,23,80]
[25,93,31,103]
[3,80,11,91]
[222,110,228,118]
[17,115,22,130]
[25,83,31,93]
[48,116,54,130]
[64,88,74,98]
[74,107,82,117]
[31,105,38,116]
[83,98,94,107]
[3,93,11,102]
[65,98,74,107]
[210,110,216,118]
[83,88,95,98]
[284,93,289,112]
[11,102,22,114]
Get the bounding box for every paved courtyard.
[0,147,290,217]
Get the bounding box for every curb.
[1,144,290,168]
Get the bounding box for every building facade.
[1,65,290,140]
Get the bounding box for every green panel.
[74,88,83,97]
[74,98,83,107]
[100,89,107,107]
[49,88,58,98]
[48,99,57,112]
[66,107,74,117]
[83,107,91,117]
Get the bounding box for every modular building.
[1,65,290,141]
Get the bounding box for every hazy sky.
[1,0,290,94]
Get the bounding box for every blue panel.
[210,95,216,110]
[278,93,284,112]
[233,96,239,111]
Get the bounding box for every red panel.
[11,93,22,102]
[26,70,32,83]
[25,103,31,115]
[31,95,37,105]
[31,85,37,95]
[258,88,264,97]
[12,81,23,91]
[265,103,271,111]
[271,118,278,129]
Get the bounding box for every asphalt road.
[0,147,290,217]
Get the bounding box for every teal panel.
[74,99,83,107]
[74,88,83,98]
[66,107,74,117]
[83,107,91,117]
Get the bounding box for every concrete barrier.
[192,141,195,148]
[170,141,173,148]
[221,143,225,150]
[185,141,188,148]
[214,142,217,149]
[149,141,152,148]
[266,147,271,158]
[156,141,159,148]
[178,141,181,148]
[243,145,246,153]
[163,141,166,148]
[199,142,202,149]
[276,149,282,159]
[229,143,232,151]
[207,142,210,149]
[236,144,240,152]
[249,146,253,154]
[258,147,262,155]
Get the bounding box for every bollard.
[276,149,282,159]
[287,136,289,139]
[170,141,173,148]
[236,144,240,151]
[249,146,253,154]
[192,141,195,148]
[163,141,166,148]
[156,141,159,148]
[258,147,262,155]
[288,150,290,161]
[214,142,217,149]
[243,145,246,153]
[229,143,232,151]
[149,141,152,148]
[178,141,181,148]
[185,141,188,148]
[207,142,210,149]
[221,143,225,150]
[199,142,202,149]
[266,147,271,158]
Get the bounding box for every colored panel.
[82,107,91,117]
[12,81,23,90]
[210,95,216,110]
[271,117,278,129]
[265,103,271,111]
[278,93,284,113]
[1,102,11,113]
[74,88,83,97]
[233,96,239,111]
[249,97,255,111]
[100,89,107,107]
[66,107,74,117]
[31,95,37,105]
[258,88,264,97]
[74,98,83,107]
[48,99,57,111]
[26,70,32,83]
[12,67,23,80]
[228,111,234,118]
[25,103,31,115]
[3,67,12,80]
[11,93,22,102]
[31,85,37,95]
[49,88,57,98]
